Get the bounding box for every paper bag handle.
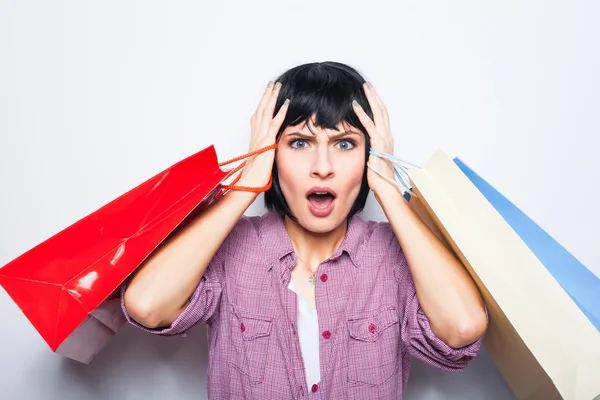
[367,147,420,197]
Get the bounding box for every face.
[275,115,366,234]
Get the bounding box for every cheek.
[275,151,303,195]
[344,154,366,185]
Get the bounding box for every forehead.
[283,114,357,137]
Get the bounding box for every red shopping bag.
[0,143,275,363]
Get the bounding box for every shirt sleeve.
[119,215,241,337]
[383,222,486,372]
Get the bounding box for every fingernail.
[366,81,372,88]
[284,98,290,106]
[276,82,282,89]
[267,81,273,88]
[352,100,359,107]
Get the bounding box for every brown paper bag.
[403,149,600,400]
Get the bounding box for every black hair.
[264,61,375,222]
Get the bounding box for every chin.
[295,208,347,234]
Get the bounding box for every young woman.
[121,61,488,399]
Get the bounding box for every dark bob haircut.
[264,61,375,222]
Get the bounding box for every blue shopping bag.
[453,158,600,331]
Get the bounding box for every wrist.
[235,172,270,189]
[373,183,406,206]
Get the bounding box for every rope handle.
[367,148,420,198]
[213,143,278,200]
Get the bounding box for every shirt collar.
[260,210,366,270]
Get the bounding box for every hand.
[239,81,290,187]
[351,82,396,196]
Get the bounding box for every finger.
[253,81,276,131]
[365,82,390,131]
[262,81,281,118]
[256,81,275,114]
[267,98,290,141]
[259,82,282,136]
[351,100,378,142]
[362,82,387,131]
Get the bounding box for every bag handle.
[367,147,420,197]
[214,143,278,199]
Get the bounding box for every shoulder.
[358,218,399,252]
[341,213,401,264]
[225,212,264,239]
[216,213,264,257]
[355,217,405,274]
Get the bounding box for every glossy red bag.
[0,144,274,363]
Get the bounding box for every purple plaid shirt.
[120,211,483,399]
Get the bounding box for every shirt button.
[311,384,319,393]
[241,323,246,332]
[368,323,376,333]
[320,273,328,282]
[322,330,331,339]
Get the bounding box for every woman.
[121,61,488,399]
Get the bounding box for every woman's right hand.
[238,81,289,188]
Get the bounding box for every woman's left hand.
[351,82,397,196]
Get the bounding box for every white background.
[1,1,598,399]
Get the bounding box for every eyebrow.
[286,130,362,141]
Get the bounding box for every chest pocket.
[347,306,400,385]
[230,305,274,384]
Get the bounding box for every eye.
[289,139,309,149]
[335,139,355,151]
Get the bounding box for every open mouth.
[307,192,335,209]
[306,187,337,217]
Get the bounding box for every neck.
[284,215,348,271]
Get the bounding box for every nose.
[310,146,335,179]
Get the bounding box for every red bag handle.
[214,143,278,199]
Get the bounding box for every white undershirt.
[287,277,321,389]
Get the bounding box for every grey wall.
[1,1,598,399]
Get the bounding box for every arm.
[124,80,288,330]
[375,186,487,348]
[123,188,258,329]
[351,81,486,349]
